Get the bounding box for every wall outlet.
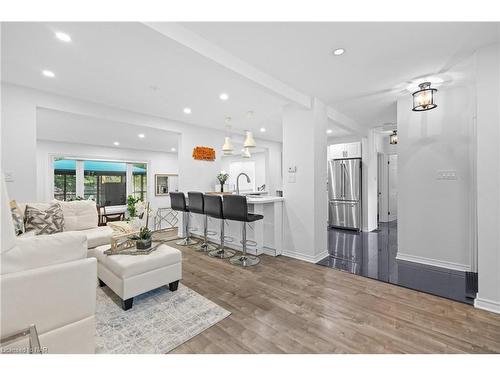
[437,170,457,180]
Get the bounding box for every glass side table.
[1,324,43,354]
[154,207,179,231]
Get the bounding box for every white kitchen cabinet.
[328,142,361,159]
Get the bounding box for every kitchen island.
[180,195,284,256]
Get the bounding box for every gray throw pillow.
[25,203,65,235]
[10,200,24,235]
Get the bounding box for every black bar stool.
[187,192,217,252]
[223,195,263,267]
[170,192,198,246]
[204,195,236,259]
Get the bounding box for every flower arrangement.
[217,171,229,192]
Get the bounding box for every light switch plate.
[437,170,457,180]
[4,171,14,182]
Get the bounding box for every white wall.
[361,130,378,231]
[1,83,282,201]
[36,140,178,210]
[220,151,267,192]
[282,99,328,262]
[475,42,500,313]
[396,84,475,271]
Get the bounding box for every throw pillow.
[25,203,65,235]
[9,200,24,235]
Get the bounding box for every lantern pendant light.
[389,130,398,145]
[412,82,437,111]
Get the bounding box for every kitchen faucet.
[236,173,251,195]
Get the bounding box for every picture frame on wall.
[155,174,178,196]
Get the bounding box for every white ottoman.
[93,244,182,310]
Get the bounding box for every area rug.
[95,284,230,353]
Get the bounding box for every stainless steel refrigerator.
[328,158,362,230]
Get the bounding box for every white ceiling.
[3,22,499,141]
[182,22,500,128]
[1,22,287,142]
[37,108,179,153]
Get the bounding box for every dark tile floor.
[317,221,475,305]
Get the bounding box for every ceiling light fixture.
[219,93,229,101]
[389,130,398,145]
[42,70,55,78]
[183,107,192,114]
[244,130,256,148]
[55,32,71,42]
[260,127,266,133]
[242,147,251,158]
[171,147,176,152]
[333,48,345,56]
[113,141,120,146]
[222,117,234,155]
[326,129,333,134]
[412,82,438,111]
[138,133,145,138]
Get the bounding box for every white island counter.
[182,195,284,257]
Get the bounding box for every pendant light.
[389,130,398,145]
[243,131,256,148]
[412,82,437,111]
[222,117,233,155]
[242,147,251,158]
[243,111,257,148]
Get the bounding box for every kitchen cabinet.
[328,142,361,159]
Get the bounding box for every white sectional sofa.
[1,178,98,353]
[16,200,114,251]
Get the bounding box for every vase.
[136,238,152,250]
[220,184,224,192]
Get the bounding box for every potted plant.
[217,171,229,192]
[127,195,140,217]
[130,226,153,250]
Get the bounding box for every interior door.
[388,154,398,221]
[342,159,361,202]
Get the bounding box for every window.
[52,158,148,207]
[132,163,147,201]
[53,158,77,201]
[84,161,126,206]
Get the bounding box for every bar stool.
[205,195,236,259]
[170,192,198,246]
[187,192,217,252]
[223,195,263,267]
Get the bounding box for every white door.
[388,154,398,221]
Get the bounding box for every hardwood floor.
[165,239,500,354]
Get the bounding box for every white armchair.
[0,176,97,354]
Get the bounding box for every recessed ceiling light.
[113,141,120,146]
[55,31,71,42]
[260,127,266,132]
[138,133,145,138]
[42,70,55,78]
[326,129,333,134]
[219,93,229,101]
[183,107,192,114]
[171,147,176,152]
[333,48,345,56]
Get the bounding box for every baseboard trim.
[396,252,470,272]
[282,249,329,264]
[475,297,500,314]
